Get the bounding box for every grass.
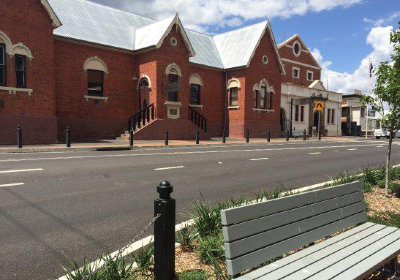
[177,270,208,280]
[368,213,400,228]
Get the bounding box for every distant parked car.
[374,128,400,139]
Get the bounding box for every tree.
[363,22,400,197]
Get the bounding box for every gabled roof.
[309,80,326,90]
[278,34,321,69]
[47,0,284,71]
[40,0,61,27]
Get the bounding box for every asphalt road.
[0,138,399,280]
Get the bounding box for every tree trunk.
[385,127,393,197]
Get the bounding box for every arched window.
[138,77,150,109]
[260,79,268,109]
[84,56,108,97]
[189,74,203,105]
[227,79,240,107]
[0,41,6,86]
[253,84,260,108]
[165,63,182,102]
[268,86,275,110]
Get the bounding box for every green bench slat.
[226,211,367,276]
[332,232,400,280]
[235,222,377,280]
[223,191,363,242]
[281,227,399,280]
[306,228,400,280]
[221,181,362,226]
[225,202,366,259]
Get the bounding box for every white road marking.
[0,144,384,163]
[309,152,322,155]
[376,146,383,148]
[0,168,43,174]
[249,158,269,161]
[0,183,25,188]
[218,162,223,164]
[153,166,184,171]
[347,148,358,151]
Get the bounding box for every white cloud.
[363,12,400,27]
[92,0,362,32]
[320,26,394,94]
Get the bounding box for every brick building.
[0,0,329,144]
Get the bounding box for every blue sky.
[93,0,398,93]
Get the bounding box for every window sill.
[228,106,240,110]
[0,86,33,96]
[84,95,108,102]
[253,108,274,113]
[189,104,203,109]
[165,101,182,107]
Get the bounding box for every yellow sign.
[315,101,325,111]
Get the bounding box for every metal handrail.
[189,106,207,133]
[128,103,155,131]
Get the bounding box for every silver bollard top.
[157,181,173,200]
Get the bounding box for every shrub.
[132,245,153,273]
[178,270,208,280]
[176,224,195,252]
[377,179,386,189]
[192,199,224,238]
[363,166,379,185]
[389,166,400,180]
[389,182,400,198]
[197,235,225,265]
[329,171,358,186]
[362,181,373,193]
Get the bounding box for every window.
[260,86,267,109]
[168,74,179,102]
[300,105,305,122]
[87,70,103,96]
[331,109,335,124]
[15,55,26,88]
[361,107,365,118]
[230,87,238,106]
[295,105,299,122]
[190,84,201,105]
[0,44,5,86]
[253,90,259,108]
[293,42,301,57]
[327,109,335,124]
[307,71,314,81]
[268,92,274,110]
[293,67,300,79]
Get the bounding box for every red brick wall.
[54,39,136,140]
[0,0,57,144]
[279,36,322,87]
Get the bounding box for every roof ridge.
[81,0,158,22]
[212,20,268,38]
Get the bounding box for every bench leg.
[393,257,399,276]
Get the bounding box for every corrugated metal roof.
[187,30,224,69]
[48,0,275,70]
[214,21,267,69]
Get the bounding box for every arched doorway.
[280,108,287,132]
[138,78,150,110]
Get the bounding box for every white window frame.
[307,70,314,81]
[292,67,300,79]
[293,41,301,57]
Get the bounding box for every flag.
[369,61,373,77]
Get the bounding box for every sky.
[91,0,399,95]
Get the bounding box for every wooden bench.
[221,181,400,279]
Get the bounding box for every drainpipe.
[223,70,228,134]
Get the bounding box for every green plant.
[197,235,225,265]
[362,181,373,193]
[178,270,208,280]
[389,166,400,180]
[329,171,358,186]
[176,224,195,252]
[363,166,380,185]
[191,197,224,238]
[389,181,400,198]
[132,245,154,273]
[377,179,386,189]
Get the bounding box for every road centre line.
[309,152,322,155]
[347,148,358,151]
[0,183,25,188]
[0,168,43,174]
[0,144,382,163]
[249,158,269,161]
[154,166,184,171]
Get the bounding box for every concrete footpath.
[0,136,364,153]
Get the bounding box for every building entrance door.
[139,78,150,110]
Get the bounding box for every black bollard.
[17,125,22,148]
[303,129,307,141]
[267,129,271,143]
[195,129,200,145]
[66,127,71,148]
[286,130,290,141]
[154,181,176,280]
[222,129,226,144]
[318,130,322,141]
[246,129,250,143]
[129,129,134,147]
[165,129,169,146]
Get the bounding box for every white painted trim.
[84,95,108,102]
[189,104,203,109]
[83,56,108,73]
[227,106,240,110]
[307,70,314,81]
[227,78,241,89]
[282,58,322,70]
[292,66,300,79]
[165,63,182,77]
[164,101,182,107]
[0,86,33,96]
[253,84,261,92]
[137,74,152,89]
[253,108,274,113]
[293,40,301,57]
[189,73,203,86]
[0,30,13,55]
[40,0,62,27]
[11,43,34,60]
